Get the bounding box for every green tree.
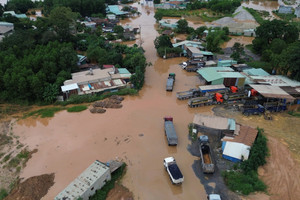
[206,29,228,52]
[154,11,163,21]
[270,38,287,54]
[5,0,34,13]
[43,83,59,103]
[176,19,189,34]
[113,25,124,34]
[154,35,172,49]
[230,42,245,63]
[154,0,161,4]
[49,6,77,42]
[195,26,207,38]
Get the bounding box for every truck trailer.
[199,135,215,173]
[166,73,175,91]
[164,117,178,146]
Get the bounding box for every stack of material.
[90,95,124,114]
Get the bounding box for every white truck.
[207,194,221,200]
[163,157,184,185]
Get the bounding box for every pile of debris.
[90,95,124,114]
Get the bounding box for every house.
[55,160,111,200]
[296,6,300,18]
[162,29,173,36]
[81,21,96,30]
[77,55,87,66]
[123,32,135,40]
[243,29,256,37]
[278,5,293,14]
[61,67,131,99]
[193,114,236,135]
[106,14,116,20]
[222,142,250,162]
[186,46,202,58]
[217,60,237,67]
[201,51,214,61]
[3,11,27,19]
[159,20,178,29]
[106,5,128,16]
[197,67,245,87]
[0,22,14,41]
[172,40,204,56]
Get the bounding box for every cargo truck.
[166,73,175,91]
[199,135,215,173]
[164,117,178,146]
[241,104,265,116]
[164,157,184,185]
[176,88,201,100]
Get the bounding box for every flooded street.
[10,1,300,200]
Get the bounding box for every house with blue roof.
[197,67,246,87]
[3,11,27,19]
[106,5,128,16]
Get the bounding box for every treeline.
[187,0,241,14]
[0,6,147,103]
[252,20,300,81]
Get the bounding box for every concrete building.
[61,67,131,99]
[0,22,14,41]
[55,160,111,200]
[278,5,293,14]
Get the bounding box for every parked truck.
[198,135,215,173]
[207,194,221,200]
[264,102,287,112]
[164,157,184,185]
[164,117,178,146]
[241,104,265,116]
[176,88,201,100]
[166,73,175,91]
[188,93,223,108]
[180,61,205,72]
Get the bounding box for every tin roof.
[172,40,202,48]
[61,83,79,92]
[193,114,235,131]
[249,84,295,101]
[222,125,258,147]
[223,142,250,161]
[219,71,245,78]
[197,67,234,82]
[243,68,270,76]
[107,5,128,15]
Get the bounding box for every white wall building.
[55,160,111,200]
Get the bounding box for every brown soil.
[90,95,124,113]
[4,173,55,200]
[203,154,211,164]
[106,183,134,200]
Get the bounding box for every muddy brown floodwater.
[14,2,212,200]
[11,1,300,200]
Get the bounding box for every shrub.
[0,188,8,200]
[67,105,88,113]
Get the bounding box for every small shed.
[217,60,237,67]
[243,29,256,37]
[205,60,217,67]
[219,71,246,87]
[278,5,293,14]
[186,46,202,58]
[222,142,250,163]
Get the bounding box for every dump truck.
[166,73,175,91]
[176,88,201,100]
[198,135,215,173]
[241,104,265,116]
[164,117,178,146]
[164,157,184,185]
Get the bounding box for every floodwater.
[14,2,212,200]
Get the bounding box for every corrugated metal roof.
[217,60,237,67]
[243,68,270,76]
[61,83,79,92]
[172,40,202,48]
[201,51,214,56]
[219,72,245,78]
[187,46,201,54]
[107,5,128,15]
[197,67,234,82]
[118,68,130,74]
[222,125,258,147]
[0,22,14,26]
[249,84,295,101]
[193,114,235,131]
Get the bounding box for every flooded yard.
[5,1,300,200]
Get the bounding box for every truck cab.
[164,157,184,185]
[207,194,221,200]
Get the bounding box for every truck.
[263,102,287,112]
[166,73,175,91]
[164,157,184,184]
[223,92,247,102]
[180,61,205,72]
[207,194,221,200]
[176,88,201,100]
[164,117,178,146]
[188,93,223,108]
[198,135,215,173]
[241,104,265,116]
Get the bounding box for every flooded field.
[6,1,300,200]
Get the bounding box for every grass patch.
[0,153,4,159]
[2,153,12,163]
[0,188,8,200]
[0,134,13,146]
[0,104,32,119]
[188,123,198,142]
[288,111,300,117]
[67,105,88,113]
[273,11,296,21]
[90,163,127,200]
[222,128,268,195]
[23,107,65,118]
[8,157,21,168]
[243,7,266,25]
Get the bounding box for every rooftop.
[193,114,235,131]
[107,5,128,15]
[197,67,234,82]
[172,40,202,48]
[249,84,295,101]
[65,68,113,85]
[243,68,270,76]
[55,160,110,200]
[222,125,258,147]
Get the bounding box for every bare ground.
[106,183,134,200]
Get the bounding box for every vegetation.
[243,7,265,25]
[67,105,88,112]
[206,28,230,52]
[187,0,241,14]
[188,123,197,142]
[288,108,300,118]
[0,188,8,200]
[154,35,182,58]
[230,42,245,63]
[246,61,273,74]
[222,128,268,195]
[23,107,65,118]
[251,20,300,81]
[90,163,127,200]
[273,11,296,21]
